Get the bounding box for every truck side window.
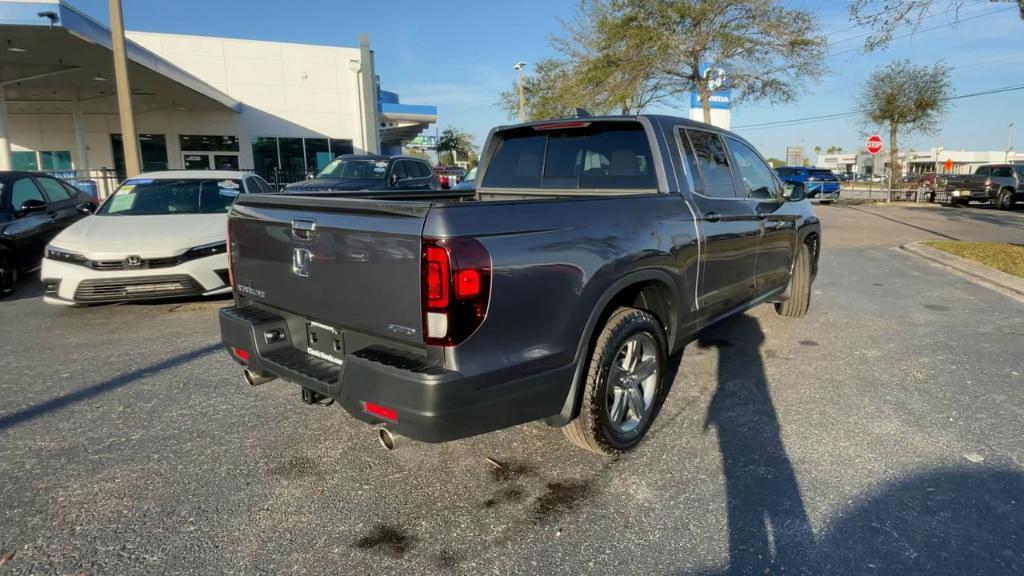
[678,128,704,195]
[991,166,1012,178]
[726,137,780,200]
[686,130,737,198]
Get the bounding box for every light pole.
[514,61,527,123]
[109,0,140,176]
[1007,122,1015,162]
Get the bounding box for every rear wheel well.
[558,279,675,423]
[591,280,675,354]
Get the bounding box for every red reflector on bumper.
[365,401,398,421]
[234,347,250,362]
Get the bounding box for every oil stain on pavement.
[531,480,594,523]
[353,524,415,558]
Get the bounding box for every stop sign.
[866,135,883,155]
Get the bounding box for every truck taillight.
[422,238,491,346]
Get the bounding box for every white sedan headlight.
[46,246,88,265]
[183,241,227,261]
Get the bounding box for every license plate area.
[306,321,344,365]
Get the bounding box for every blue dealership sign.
[690,63,731,110]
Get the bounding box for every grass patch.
[924,241,1024,278]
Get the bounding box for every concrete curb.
[902,241,1024,301]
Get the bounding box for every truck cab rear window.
[482,123,657,190]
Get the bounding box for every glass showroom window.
[250,137,356,175]
[12,151,39,171]
[251,137,279,171]
[278,137,305,174]
[329,139,354,159]
[40,151,73,171]
[304,138,330,172]
[179,135,240,152]
[111,134,168,177]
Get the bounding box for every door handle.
[704,211,721,223]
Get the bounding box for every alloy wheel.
[605,333,659,434]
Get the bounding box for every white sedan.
[42,170,273,305]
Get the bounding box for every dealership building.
[0,0,436,191]
[816,147,1024,176]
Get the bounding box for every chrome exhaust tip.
[243,368,276,387]
[377,427,408,451]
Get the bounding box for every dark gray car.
[219,115,821,455]
[0,171,96,298]
[284,154,439,194]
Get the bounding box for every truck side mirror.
[783,182,806,202]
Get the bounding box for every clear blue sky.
[73,0,1023,160]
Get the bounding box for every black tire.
[775,243,812,318]
[563,307,668,455]
[0,247,17,299]
[997,189,1015,211]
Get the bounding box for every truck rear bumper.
[219,305,573,443]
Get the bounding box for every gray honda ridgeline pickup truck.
[219,115,821,455]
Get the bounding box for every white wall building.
[0,0,436,190]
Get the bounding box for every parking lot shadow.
[688,315,1024,575]
[0,342,221,432]
[697,314,815,574]
[812,466,1024,575]
[2,271,44,302]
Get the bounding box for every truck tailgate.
[229,194,429,346]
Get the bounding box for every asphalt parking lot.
[1,203,1022,575]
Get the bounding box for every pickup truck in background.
[219,115,821,455]
[943,164,1022,210]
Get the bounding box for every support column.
[71,91,90,170]
[109,0,141,176]
[359,34,379,155]
[0,91,11,171]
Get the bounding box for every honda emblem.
[125,255,142,268]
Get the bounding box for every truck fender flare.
[548,268,681,427]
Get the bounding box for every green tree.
[857,60,952,196]
[498,0,828,124]
[849,0,1023,51]
[436,127,475,166]
[826,145,844,154]
[404,148,433,163]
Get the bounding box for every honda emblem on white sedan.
[125,255,142,268]
[292,248,313,277]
